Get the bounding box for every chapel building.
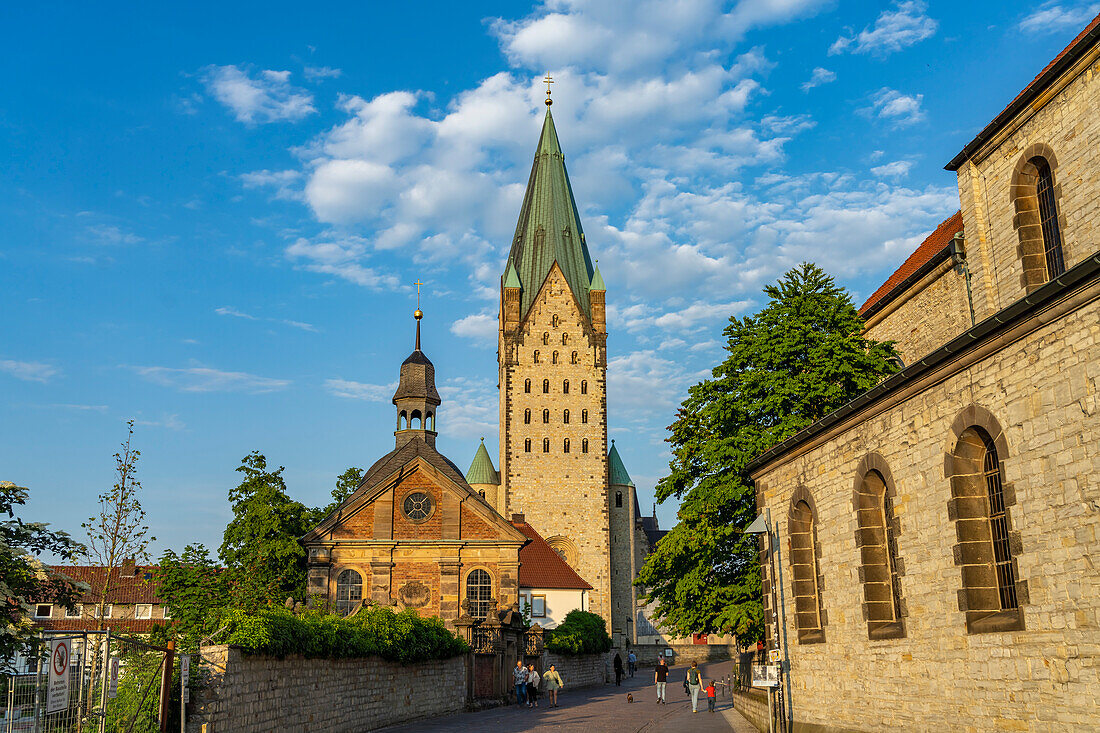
[748,13,1100,730]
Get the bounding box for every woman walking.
[613,653,624,686]
[526,664,541,708]
[543,664,564,708]
[686,661,702,713]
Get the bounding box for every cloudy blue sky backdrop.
[3,0,1096,558]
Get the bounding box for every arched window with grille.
[524,438,531,453]
[562,333,568,345]
[563,410,570,424]
[853,456,906,640]
[524,409,531,425]
[543,332,550,345]
[552,315,560,327]
[946,406,1025,633]
[543,438,550,453]
[552,351,559,364]
[542,409,549,424]
[564,438,570,453]
[563,380,569,394]
[534,350,540,364]
[615,491,623,507]
[466,569,492,619]
[571,351,578,364]
[525,379,531,394]
[582,438,589,453]
[1011,147,1066,291]
[543,379,550,394]
[335,569,363,617]
[581,381,587,395]
[582,410,588,424]
[789,489,826,644]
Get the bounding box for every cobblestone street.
[380,661,757,733]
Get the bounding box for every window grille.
[336,569,363,616]
[543,438,550,453]
[984,437,1018,610]
[525,438,531,453]
[525,379,531,393]
[582,438,589,453]
[564,439,570,453]
[1033,158,1065,279]
[524,409,531,424]
[564,410,570,424]
[563,380,569,394]
[466,569,492,619]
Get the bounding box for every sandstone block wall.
[187,646,467,733]
[543,651,608,689]
[631,642,739,668]
[752,293,1100,731]
[956,53,1099,319]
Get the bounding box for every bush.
[545,610,611,655]
[216,606,469,663]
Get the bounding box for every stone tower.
[498,106,612,625]
[608,440,639,648]
[466,438,502,513]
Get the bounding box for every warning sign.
[48,638,71,713]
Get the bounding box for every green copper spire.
[466,438,500,485]
[608,440,634,487]
[504,108,595,321]
[590,261,605,291]
[503,259,521,289]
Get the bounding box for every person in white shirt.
[526,664,542,707]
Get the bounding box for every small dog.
[627,694,634,703]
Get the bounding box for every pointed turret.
[503,108,595,322]
[392,309,441,447]
[467,438,502,513]
[608,440,634,487]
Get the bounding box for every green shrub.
[216,606,469,663]
[545,610,611,655]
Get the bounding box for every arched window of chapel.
[1011,148,1066,291]
[466,569,492,619]
[564,438,570,453]
[582,438,589,453]
[525,438,531,453]
[335,569,363,617]
[571,351,578,364]
[853,458,906,640]
[534,350,540,364]
[543,438,550,453]
[543,332,550,345]
[789,490,826,644]
[562,333,568,345]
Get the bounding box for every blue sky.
[3,0,1096,560]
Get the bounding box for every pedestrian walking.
[527,664,541,708]
[706,680,717,713]
[654,657,669,704]
[627,650,637,678]
[543,664,564,708]
[686,661,702,713]
[513,660,528,707]
[613,653,624,686]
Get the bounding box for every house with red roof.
[511,516,591,629]
[31,559,170,634]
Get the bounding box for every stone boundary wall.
[631,642,739,668]
[543,651,607,689]
[730,688,769,732]
[187,645,466,733]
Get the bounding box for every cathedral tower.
[498,105,611,625]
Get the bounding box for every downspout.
[951,232,977,327]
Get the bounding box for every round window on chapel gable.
[403,492,435,522]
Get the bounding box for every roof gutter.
[946,23,1100,171]
[860,237,961,321]
[746,249,1100,476]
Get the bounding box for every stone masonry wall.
[631,642,740,668]
[187,646,467,733]
[543,651,608,689]
[752,293,1100,731]
[956,52,1100,321]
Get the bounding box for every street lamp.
[746,508,792,733]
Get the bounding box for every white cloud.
[215,306,258,320]
[215,306,318,332]
[1019,2,1100,34]
[1,359,60,383]
[130,365,290,393]
[451,312,498,344]
[135,413,186,431]
[284,235,400,289]
[438,376,499,438]
[651,301,751,331]
[202,65,315,124]
[324,378,397,401]
[86,224,143,245]
[239,169,303,201]
[866,88,925,126]
[304,65,342,80]
[41,403,108,412]
[871,160,914,178]
[830,1,938,56]
[801,67,836,91]
[607,350,702,424]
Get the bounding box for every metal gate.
[2,631,176,733]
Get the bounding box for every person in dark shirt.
[654,657,669,704]
[614,653,624,686]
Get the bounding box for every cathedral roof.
[465,438,500,485]
[859,211,962,317]
[505,108,596,321]
[608,440,634,487]
[512,519,593,590]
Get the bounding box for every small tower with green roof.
[466,438,502,512]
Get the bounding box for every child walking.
[706,680,717,712]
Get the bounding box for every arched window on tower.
[582,409,588,424]
[563,380,570,394]
[524,409,531,425]
[571,351,579,364]
[543,332,550,345]
[582,438,589,453]
[552,315,560,327]
[524,438,532,453]
[581,380,588,395]
[616,492,623,508]
[399,411,408,430]
[542,409,549,424]
[563,409,570,424]
[426,412,435,431]
[479,489,486,499]
[335,569,363,617]
[564,438,570,453]
[543,438,550,453]
[410,410,422,429]
[543,379,550,394]
[562,333,569,345]
[552,351,559,364]
[534,350,540,364]
[525,379,531,394]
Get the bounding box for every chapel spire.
[392,308,441,447]
[503,103,596,322]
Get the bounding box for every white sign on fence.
[109,657,120,699]
[751,664,780,688]
[47,638,71,713]
[181,655,191,703]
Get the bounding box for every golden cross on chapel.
[543,72,553,106]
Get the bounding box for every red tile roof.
[35,619,162,634]
[49,565,163,605]
[947,11,1100,170]
[860,211,963,315]
[512,522,593,590]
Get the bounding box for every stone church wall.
[187,645,467,733]
[751,292,1100,731]
[543,651,609,689]
[956,51,1100,321]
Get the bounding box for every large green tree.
[220,452,315,607]
[153,543,228,649]
[321,466,363,517]
[635,263,899,640]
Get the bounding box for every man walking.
[627,650,637,678]
[514,660,528,707]
[654,657,669,704]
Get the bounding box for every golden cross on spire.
[413,279,424,320]
[543,72,554,106]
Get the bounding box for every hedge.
[216,606,469,663]
[544,610,612,655]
